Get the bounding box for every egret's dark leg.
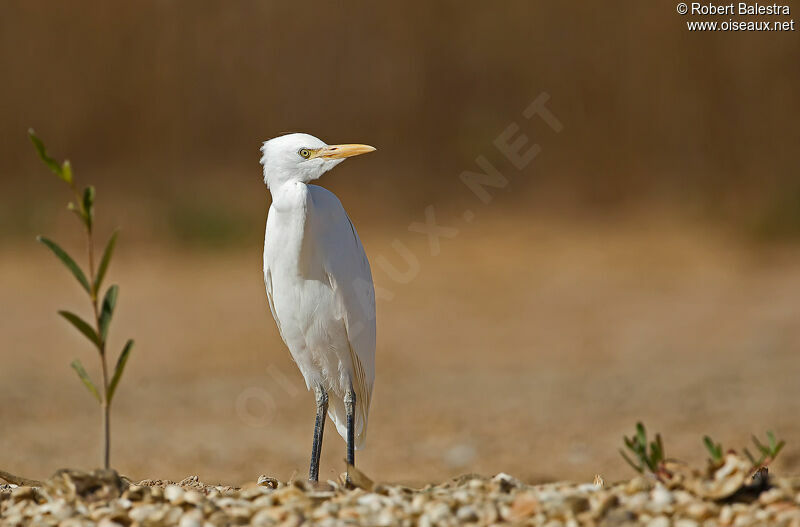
[309,384,328,482]
[344,386,356,478]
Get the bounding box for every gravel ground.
[2,455,800,526]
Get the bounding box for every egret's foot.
[341,470,355,489]
[342,463,374,491]
[306,479,335,492]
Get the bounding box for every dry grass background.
[1,1,799,486]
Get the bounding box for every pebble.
[691,502,717,520]
[626,491,649,509]
[128,504,159,523]
[165,484,185,504]
[647,517,670,527]
[509,491,539,520]
[719,504,734,524]
[41,501,74,520]
[183,490,205,505]
[11,486,35,501]
[626,477,654,494]
[759,487,788,505]
[252,494,275,508]
[257,475,279,489]
[592,492,619,518]
[149,486,164,500]
[456,504,479,522]
[652,485,674,506]
[563,495,590,514]
[425,501,452,522]
[250,508,275,526]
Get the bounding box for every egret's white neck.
[264,169,301,193]
[264,179,314,277]
[268,179,310,215]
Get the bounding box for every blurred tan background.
[1,1,799,486]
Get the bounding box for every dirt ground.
[1,211,799,487]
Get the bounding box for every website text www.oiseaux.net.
[677,3,796,31]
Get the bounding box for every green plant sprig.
[703,435,724,465]
[619,422,665,476]
[703,431,786,471]
[745,431,785,469]
[29,129,133,470]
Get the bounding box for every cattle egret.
[260,133,376,483]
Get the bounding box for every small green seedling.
[620,422,665,475]
[29,129,134,470]
[703,435,724,465]
[744,431,785,469]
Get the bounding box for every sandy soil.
[1,212,799,487]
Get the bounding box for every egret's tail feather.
[328,394,368,450]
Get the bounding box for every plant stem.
[92,232,112,471]
[102,394,110,470]
[78,186,111,470]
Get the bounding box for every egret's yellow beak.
[317,144,376,159]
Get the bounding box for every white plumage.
[260,133,376,469]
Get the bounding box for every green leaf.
[636,422,646,449]
[107,339,133,403]
[752,434,768,455]
[94,230,118,294]
[650,434,664,469]
[82,186,95,231]
[70,359,101,402]
[99,285,119,341]
[704,436,722,461]
[28,129,67,181]
[773,440,786,458]
[61,160,73,184]
[767,431,777,451]
[58,311,102,349]
[619,449,643,473]
[37,236,91,293]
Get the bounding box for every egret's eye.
[299,148,311,159]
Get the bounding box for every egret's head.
[260,132,375,188]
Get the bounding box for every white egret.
[260,133,376,482]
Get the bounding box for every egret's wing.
[263,268,284,343]
[309,186,376,447]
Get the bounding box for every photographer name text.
[690,3,790,15]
